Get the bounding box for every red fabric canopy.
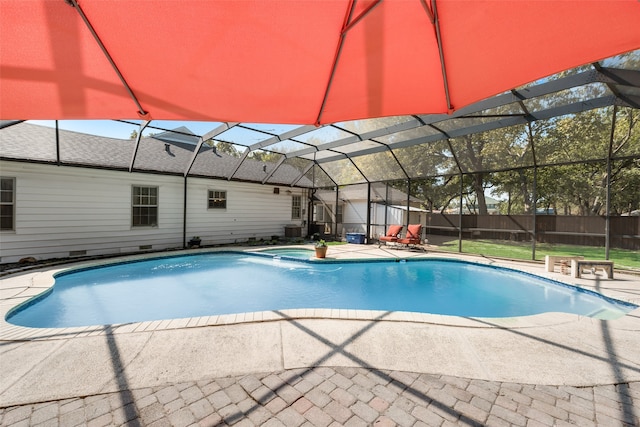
[1,0,639,124]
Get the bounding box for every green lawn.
[437,239,640,270]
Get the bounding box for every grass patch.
[437,239,640,270]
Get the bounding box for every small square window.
[208,190,227,209]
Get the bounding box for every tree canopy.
[321,106,639,216]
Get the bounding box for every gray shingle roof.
[0,123,312,187]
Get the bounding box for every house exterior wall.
[0,161,306,263]
[359,203,405,239]
[370,204,404,226]
[342,201,368,234]
[185,177,306,245]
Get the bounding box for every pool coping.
[1,245,639,342]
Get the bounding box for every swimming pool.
[6,252,636,328]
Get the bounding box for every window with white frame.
[0,177,15,231]
[208,190,227,209]
[291,195,301,219]
[132,185,158,227]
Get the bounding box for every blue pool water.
[6,252,636,328]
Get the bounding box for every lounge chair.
[396,224,423,249]
[378,225,403,247]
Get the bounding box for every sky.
[27,120,230,140]
[25,119,347,155]
[25,119,333,144]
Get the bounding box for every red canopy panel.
[1,0,639,124]
[320,1,447,123]
[439,1,640,113]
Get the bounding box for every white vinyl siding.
[0,163,183,263]
[0,161,307,263]
[186,179,306,245]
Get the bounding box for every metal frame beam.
[2,63,638,190]
[594,66,640,109]
[67,0,148,119]
[261,156,287,184]
[128,120,150,172]
[291,162,315,187]
[241,124,317,151]
[314,95,617,164]
[286,117,423,158]
[284,70,608,163]
[184,122,237,177]
[0,120,24,130]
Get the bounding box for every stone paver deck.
[1,367,638,426]
[2,245,639,426]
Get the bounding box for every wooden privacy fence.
[424,214,640,250]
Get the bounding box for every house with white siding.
[0,123,311,264]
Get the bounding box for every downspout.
[55,120,61,166]
[183,176,188,248]
[308,189,316,238]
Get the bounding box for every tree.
[448,126,518,214]
[534,106,640,215]
[213,141,241,157]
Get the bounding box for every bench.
[570,259,614,279]
[544,255,584,273]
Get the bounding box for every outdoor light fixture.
[263,164,267,172]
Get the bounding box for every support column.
[384,183,389,231]
[406,179,411,228]
[459,173,463,253]
[527,121,538,261]
[366,182,372,244]
[335,187,339,240]
[532,166,537,261]
[605,105,618,260]
[445,138,464,254]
